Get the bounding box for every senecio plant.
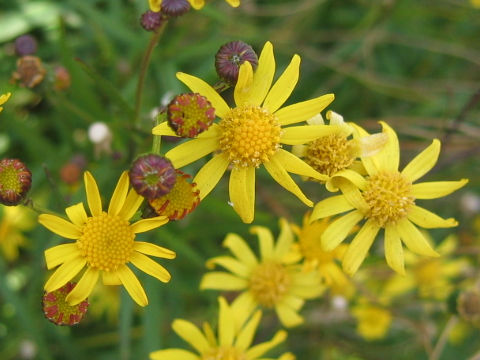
[0,1,475,359]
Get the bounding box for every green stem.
[151,114,165,155]
[23,198,59,216]
[430,315,458,360]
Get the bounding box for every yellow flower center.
[219,105,281,168]
[362,171,415,227]
[202,347,246,360]
[77,212,135,272]
[304,134,357,177]
[249,262,290,307]
[0,165,22,193]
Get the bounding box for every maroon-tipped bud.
[0,158,32,206]
[11,56,46,88]
[140,10,165,32]
[129,154,176,199]
[215,41,258,85]
[42,282,89,326]
[161,0,191,17]
[167,93,215,138]
[53,66,71,91]
[14,35,38,56]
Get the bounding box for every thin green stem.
[151,114,166,155]
[430,315,458,360]
[23,198,59,216]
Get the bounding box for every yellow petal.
[337,179,369,213]
[65,203,88,227]
[407,205,458,228]
[223,233,258,267]
[321,210,363,251]
[130,216,168,233]
[176,72,230,117]
[385,225,405,275]
[248,42,275,106]
[84,171,102,216]
[342,219,379,275]
[151,121,178,137]
[117,265,148,307]
[0,92,11,106]
[165,137,219,169]
[44,243,80,270]
[130,252,171,283]
[44,256,86,292]
[234,60,254,106]
[38,214,82,239]
[235,310,262,350]
[118,188,144,221]
[330,169,368,191]
[103,271,122,285]
[148,0,161,12]
[231,292,257,331]
[275,304,304,327]
[246,330,287,358]
[376,122,400,172]
[263,55,300,113]
[395,218,439,257]
[172,319,209,353]
[401,139,440,182]
[134,241,176,259]
[229,166,255,223]
[280,124,341,145]
[274,218,294,259]
[273,149,328,181]
[149,349,198,360]
[282,295,305,311]
[225,0,239,6]
[199,272,248,290]
[275,94,335,126]
[289,283,324,299]
[108,171,129,216]
[412,179,468,199]
[193,153,230,200]
[66,267,99,305]
[311,195,355,221]
[263,156,312,207]
[250,226,274,260]
[206,256,249,277]
[218,297,235,347]
[188,0,204,10]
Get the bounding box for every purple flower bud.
[14,35,38,56]
[215,41,258,85]
[0,158,32,206]
[161,0,191,17]
[129,154,176,199]
[140,10,165,32]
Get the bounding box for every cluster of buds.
[141,0,191,31]
[0,158,32,206]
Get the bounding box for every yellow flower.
[153,42,336,223]
[289,212,354,297]
[352,303,392,341]
[200,219,324,327]
[470,0,480,8]
[149,0,239,12]
[292,111,387,183]
[150,296,294,360]
[0,92,11,113]
[0,205,35,261]
[38,171,176,307]
[311,122,468,275]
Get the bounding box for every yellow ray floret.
[0,92,11,113]
[39,171,176,307]
[153,41,336,223]
[310,122,468,276]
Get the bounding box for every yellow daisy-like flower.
[310,122,468,276]
[352,302,392,341]
[0,92,11,113]
[38,171,176,307]
[153,42,336,223]
[149,0,239,12]
[0,205,35,261]
[200,219,324,327]
[150,296,294,360]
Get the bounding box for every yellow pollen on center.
[362,171,414,227]
[219,105,281,168]
[202,347,246,360]
[77,212,135,272]
[305,134,357,177]
[249,262,290,308]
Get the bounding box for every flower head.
[150,296,293,360]
[0,92,12,113]
[215,41,258,85]
[12,56,46,88]
[38,171,176,307]
[311,122,468,275]
[0,205,35,261]
[149,0,239,12]
[200,219,323,327]
[0,158,32,206]
[457,287,480,326]
[153,42,336,223]
[160,0,191,17]
[140,10,165,31]
[43,282,89,326]
[352,303,392,341]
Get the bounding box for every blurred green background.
[0,0,479,359]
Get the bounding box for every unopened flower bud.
[140,10,165,31]
[215,41,258,85]
[14,35,38,56]
[457,288,480,326]
[167,93,215,138]
[129,154,176,199]
[161,0,191,17]
[42,282,89,326]
[11,56,46,88]
[0,158,32,206]
[53,66,71,91]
